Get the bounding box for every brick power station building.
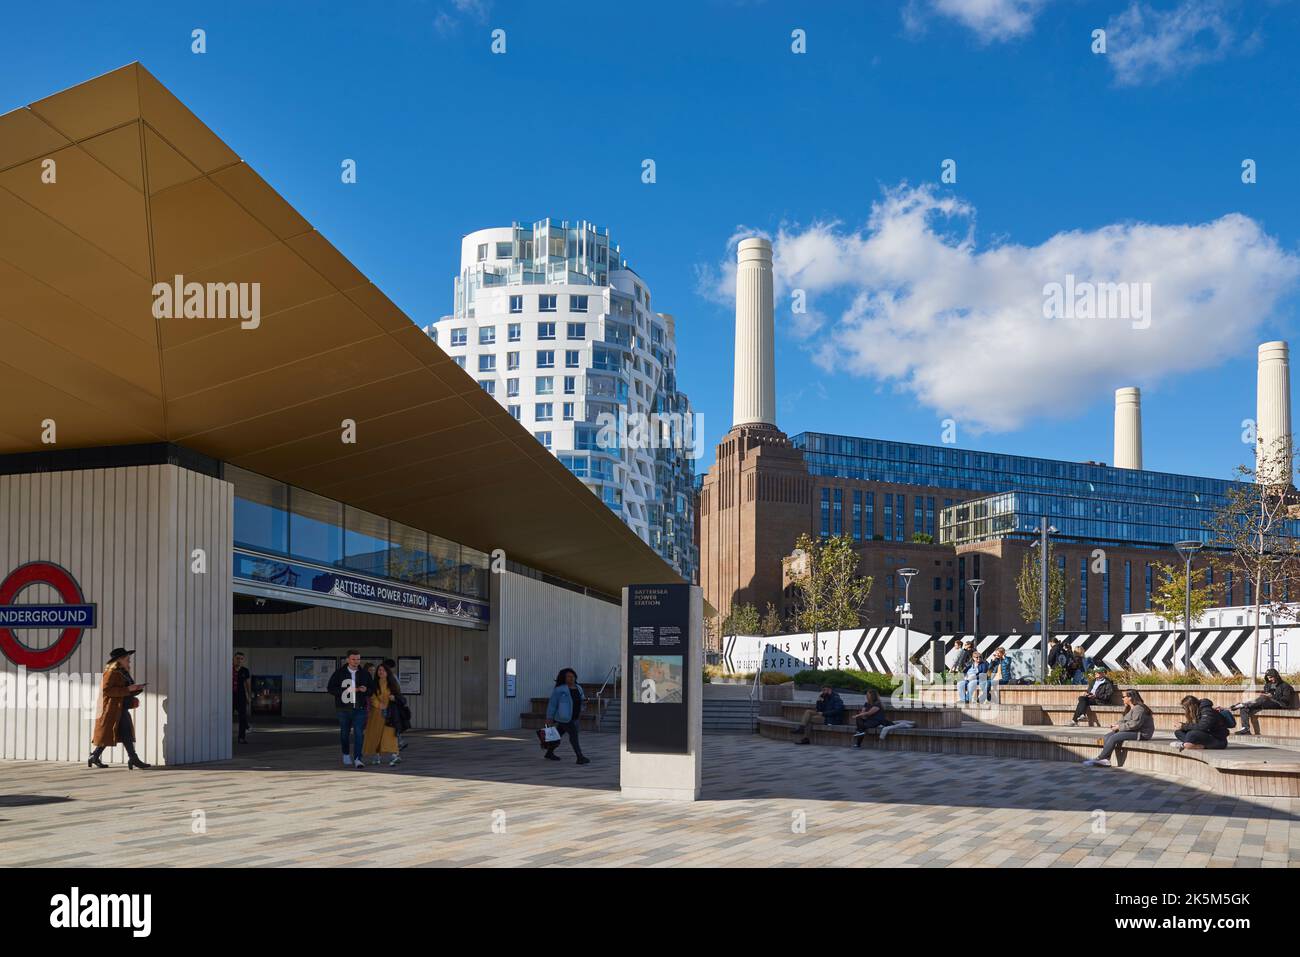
[698,240,1295,646]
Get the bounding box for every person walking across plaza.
[544,667,590,764]
[88,648,151,770]
[363,662,402,766]
[328,651,371,769]
[233,651,252,745]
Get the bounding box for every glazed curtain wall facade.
[227,464,489,602]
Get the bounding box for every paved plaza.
[3,726,1299,867]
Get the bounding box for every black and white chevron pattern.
[937,628,1260,676]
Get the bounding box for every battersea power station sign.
[0,561,98,671]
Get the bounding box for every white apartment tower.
[425,219,697,581]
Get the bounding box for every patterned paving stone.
[2,727,1299,867]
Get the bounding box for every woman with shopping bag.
[542,667,589,765]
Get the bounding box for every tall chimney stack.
[733,238,776,428]
[1113,387,1142,470]
[1257,340,1293,483]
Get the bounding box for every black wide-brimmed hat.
[107,647,135,663]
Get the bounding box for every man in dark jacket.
[1070,668,1116,725]
[327,650,371,769]
[793,686,845,744]
[1233,668,1297,735]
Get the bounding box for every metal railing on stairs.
[595,664,620,732]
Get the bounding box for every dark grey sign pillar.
[620,583,703,801]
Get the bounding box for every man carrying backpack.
[1232,668,1298,735]
[1069,667,1116,726]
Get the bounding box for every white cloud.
[1105,0,1246,86]
[903,0,1052,43]
[435,0,492,36]
[703,184,1300,433]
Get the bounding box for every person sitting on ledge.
[793,685,844,745]
[949,639,974,677]
[851,689,892,747]
[1231,668,1297,735]
[984,647,1012,703]
[958,652,989,704]
[1082,689,1154,767]
[1170,695,1229,751]
[1070,667,1116,726]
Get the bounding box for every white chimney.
[1257,340,1293,483]
[1113,387,1142,470]
[733,238,776,428]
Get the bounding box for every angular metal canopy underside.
[0,63,681,595]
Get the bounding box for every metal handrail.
[747,665,763,732]
[595,664,619,731]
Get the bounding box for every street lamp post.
[1031,518,1057,682]
[968,578,984,639]
[1174,540,1203,674]
[898,567,918,695]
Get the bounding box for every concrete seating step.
[755,716,1300,796]
[776,702,961,729]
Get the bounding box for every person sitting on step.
[1170,695,1229,751]
[984,647,1012,704]
[957,652,989,704]
[1082,689,1154,767]
[793,686,844,745]
[1231,668,1297,735]
[851,689,892,747]
[1070,667,1116,726]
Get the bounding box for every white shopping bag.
[542,726,561,743]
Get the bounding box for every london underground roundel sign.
[0,562,97,671]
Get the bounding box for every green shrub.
[792,668,896,694]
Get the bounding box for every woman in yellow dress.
[363,662,401,766]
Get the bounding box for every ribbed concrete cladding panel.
[0,63,678,596]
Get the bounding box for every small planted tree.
[1207,435,1300,681]
[1150,562,1215,632]
[788,533,872,667]
[760,602,784,637]
[727,602,761,637]
[1016,544,1067,635]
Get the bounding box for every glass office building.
[791,431,1298,550]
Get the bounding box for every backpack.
[1217,707,1236,730]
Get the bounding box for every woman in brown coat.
[88,647,150,769]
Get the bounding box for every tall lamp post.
[897,567,918,694]
[1174,540,1203,674]
[1031,518,1057,682]
[968,578,985,639]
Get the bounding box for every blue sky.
[4,0,1299,479]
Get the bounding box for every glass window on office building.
[538,321,555,340]
[460,547,490,599]
[344,507,389,577]
[477,243,487,262]
[539,295,557,313]
[507,351,520,370]
[926,497,935,538]
[478,379,495,395]
[289,488,344,567]
[535,402,553,422]
[864,492,874,538]
[563,376,577,395]
[895,495,905,541]
[536,375,554,395]
[229,465,289,555]
[569,296,589,314]
[506,378,519,397]
[883,494,893,541]
[562,402,575,421]
[496,241,512,259]
[508,404,521,420]
[1102,562,1110,623]
[820,488,831,537]
[565,350,580,368]
[478,354,496,373]
[453,356,465,368]
[1145,563,1154,610]
[535,430,552,449]
[852,490,862,541]
[833,488,843,535]
[914,498,923,539]
[479,326,495,345]
[427,536,460,592]
[537,350,554,369]
[508,322,521,340]
[509,296,523,315]
[1124,560,1132,614]
[451,327,467,347]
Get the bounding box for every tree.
[1206,435,1300,681]
[760,602,784,637]
[1016,544,1066,634]
[1150,562,1215,631]
[787,533,872,666]
[722,602,761,637]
